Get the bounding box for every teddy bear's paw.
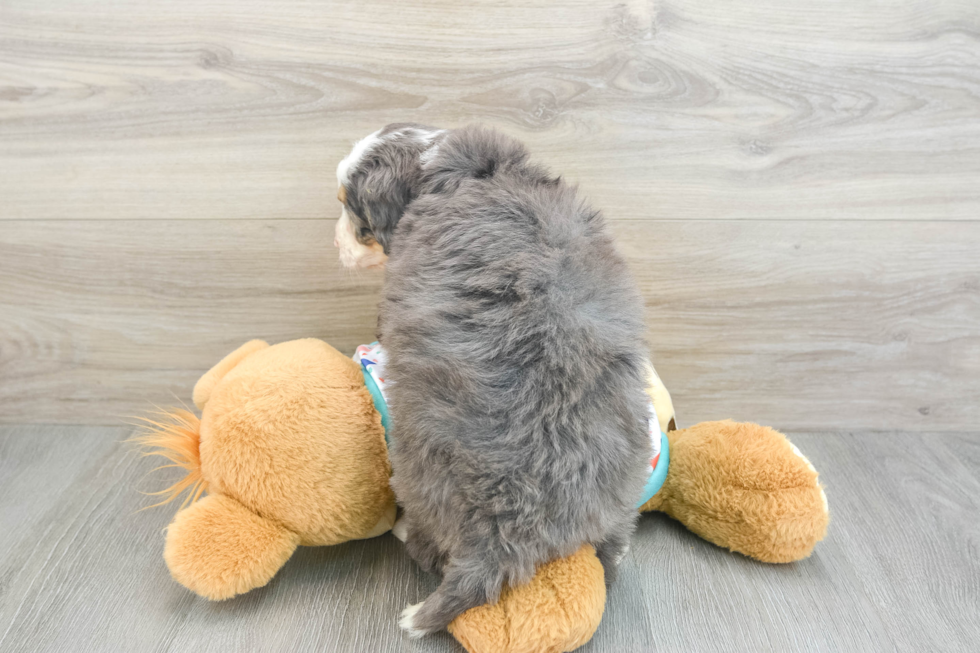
[399,601,428,638]
[788,442,829,515]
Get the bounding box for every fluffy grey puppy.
[334,124,651,637]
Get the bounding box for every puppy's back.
[387,126,648,424]
[382,126,651,634]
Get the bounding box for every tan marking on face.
[337,185,346,204]
[334,207,388,270]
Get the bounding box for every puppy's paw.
[399,602,428,639]
[391,517,408,542]
[614,542,631,565]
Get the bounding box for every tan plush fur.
[165,494,301,600]
[196,338,394,546]
[138,338,828,653]
[448,545,606,653]
[141,338,396,601]
[133,409,207,510]
[639,420,829,563]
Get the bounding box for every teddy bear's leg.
[165,494,300,600]
[644,420,829,563]
[447,545,606,653]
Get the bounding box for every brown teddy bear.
[137,338,828,653]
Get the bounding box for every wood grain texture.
[2,0,979,222]
[2,426,978,652]
[619,219,980,431]
[0,219,383,424]
[2,219,978,429]
[2,0,980,428]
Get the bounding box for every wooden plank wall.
[2,0,979,429]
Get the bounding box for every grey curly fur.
[340,124,651,635]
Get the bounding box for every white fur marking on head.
[416,128,445,144]
[419,143,440,166]
[336,129,383,186]
[335,126,446,267]
[339,127,446,181]
[419,129,446,167]
[399,602,427,638]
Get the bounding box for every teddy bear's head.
[140,338,395,600]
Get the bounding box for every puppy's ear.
[424,125,530,195]
[361,166,414,254]
[352,130,436,254]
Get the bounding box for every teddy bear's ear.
[164,494,300,600]
[192,340,270,410]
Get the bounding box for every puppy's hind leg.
[399,556,503,638]
[403,522,447,576]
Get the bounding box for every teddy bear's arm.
[165,494,301,600]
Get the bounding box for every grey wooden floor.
[1,425,977,653]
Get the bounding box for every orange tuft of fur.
[131,409,208,511]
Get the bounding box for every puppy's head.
[334,124,445,269]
